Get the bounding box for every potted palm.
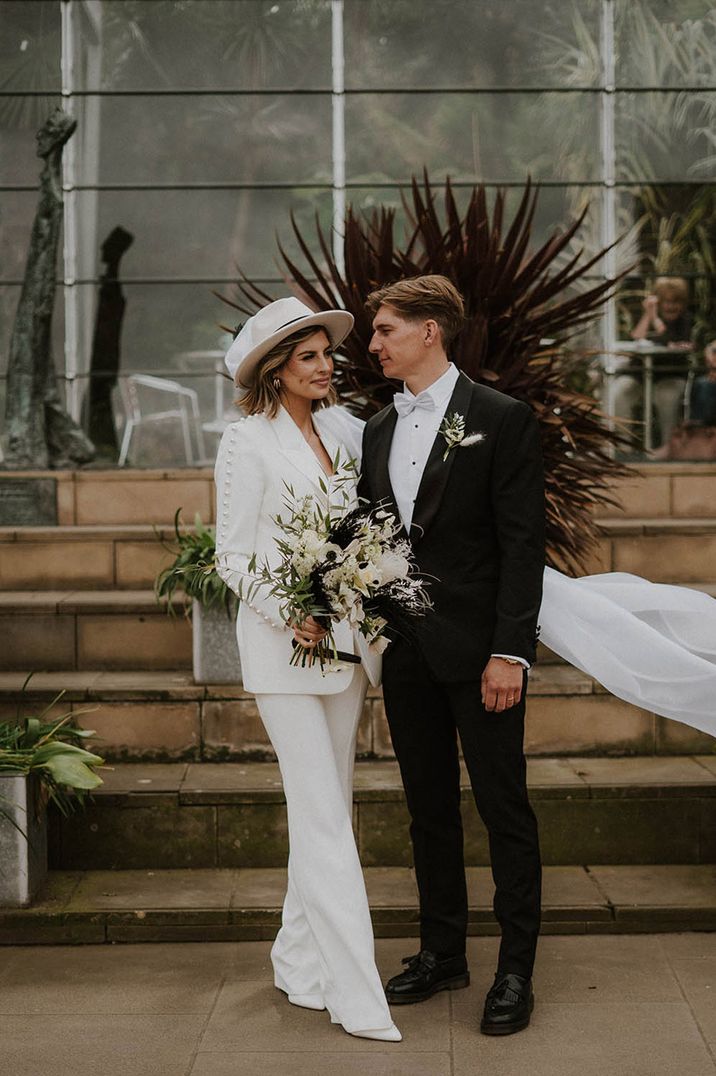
[155,511,241,684]
[0,691,105,907]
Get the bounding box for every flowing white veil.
[322,404,716,738]
[540,568,716,737]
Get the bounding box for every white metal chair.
[118,374,206,467]
[170,350,234,437]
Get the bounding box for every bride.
[215,296,716,1040]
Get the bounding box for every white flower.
[439,412,485,461]
[375,549,411,584]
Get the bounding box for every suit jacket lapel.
[366,404,402,527]
[269,406,328,491]
[410,371,475,544]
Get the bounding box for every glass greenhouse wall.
[1,0,715,464]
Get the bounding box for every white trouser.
[256,668,393,1034]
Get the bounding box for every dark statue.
[84,226,134,461]
[3,108,95,469]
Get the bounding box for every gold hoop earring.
[273,377,281,392]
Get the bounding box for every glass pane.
[615,91,716,182]
[73,0,331,91]
[345,92,601,184]
[349,182,601,256]
[615,1,716,88]
[74,93,332,185]
[72,187,333,281]
[344,0,602,89]
[616,184,716,348]
[0,2,62,185]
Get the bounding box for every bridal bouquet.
[245,481,431,669]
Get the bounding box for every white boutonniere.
[439,412,485,461]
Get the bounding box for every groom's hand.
[481,657,523,712]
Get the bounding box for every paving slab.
[182,762,284,802]
[697,755,716,778]
[0,941,229,1015]
[590,864,716,909]
[451,1000,715,1076]
[200,978,451,1054]
[0,1013,205,1076]
[530,933,683,1002]
[667,956,716,1047]
[230,868,288,910]
[364,867,418,909]
[570,755,716,795]
[96,762,188,794]
[0,936,714,1074]
[190,1052,450,1075]
[68,868,238,911]
[524,757,589,792]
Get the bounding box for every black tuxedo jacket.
[357,372,545,680]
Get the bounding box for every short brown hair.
[654,276,688,304]
[237,324,337,418]
[365,275,465,347]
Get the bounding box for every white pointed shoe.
[349,1023,402,1042]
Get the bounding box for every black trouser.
[382,638,542,979]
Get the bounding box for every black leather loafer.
[385,950,469,1005]
[480,972,534,1035]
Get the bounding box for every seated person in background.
[689,339,716,427]
[613,276,693,447]
[653,340,716,460]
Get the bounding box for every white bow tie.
[393,391,436,418]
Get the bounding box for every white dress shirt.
[388,363,459,532]
[388,363,529,670]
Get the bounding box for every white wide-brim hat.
[225,297,354,389]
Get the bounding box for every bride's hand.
[292,615,328,649]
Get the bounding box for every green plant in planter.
[0,686,106,835]
[155,509,233,616]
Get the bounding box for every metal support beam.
[60,0,80,421]
[331,0,346,279]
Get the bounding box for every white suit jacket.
[214,405,381,695]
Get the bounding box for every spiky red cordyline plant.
[221,174,632,575]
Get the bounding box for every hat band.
[276,313,315,331]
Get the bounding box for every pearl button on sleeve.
[214,422,285,632]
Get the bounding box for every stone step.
[0,524,184,591]
[2,462,714,529]
[3,580,715,676]
[0,591,192,671]
[46,758,716,873]
[3,514,716,592]
[3,864,715,944]
[2,667,714,760]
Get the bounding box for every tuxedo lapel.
[410,371,475,544]
[366,404,402,526]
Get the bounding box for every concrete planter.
[192,598,241,684]
[0,773,47,907]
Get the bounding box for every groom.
[357,275,545,1035]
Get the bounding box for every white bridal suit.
[214,404,389,1035]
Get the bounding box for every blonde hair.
[654,276,688,304]
[365,275,465,347]
[237,324,338,418]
